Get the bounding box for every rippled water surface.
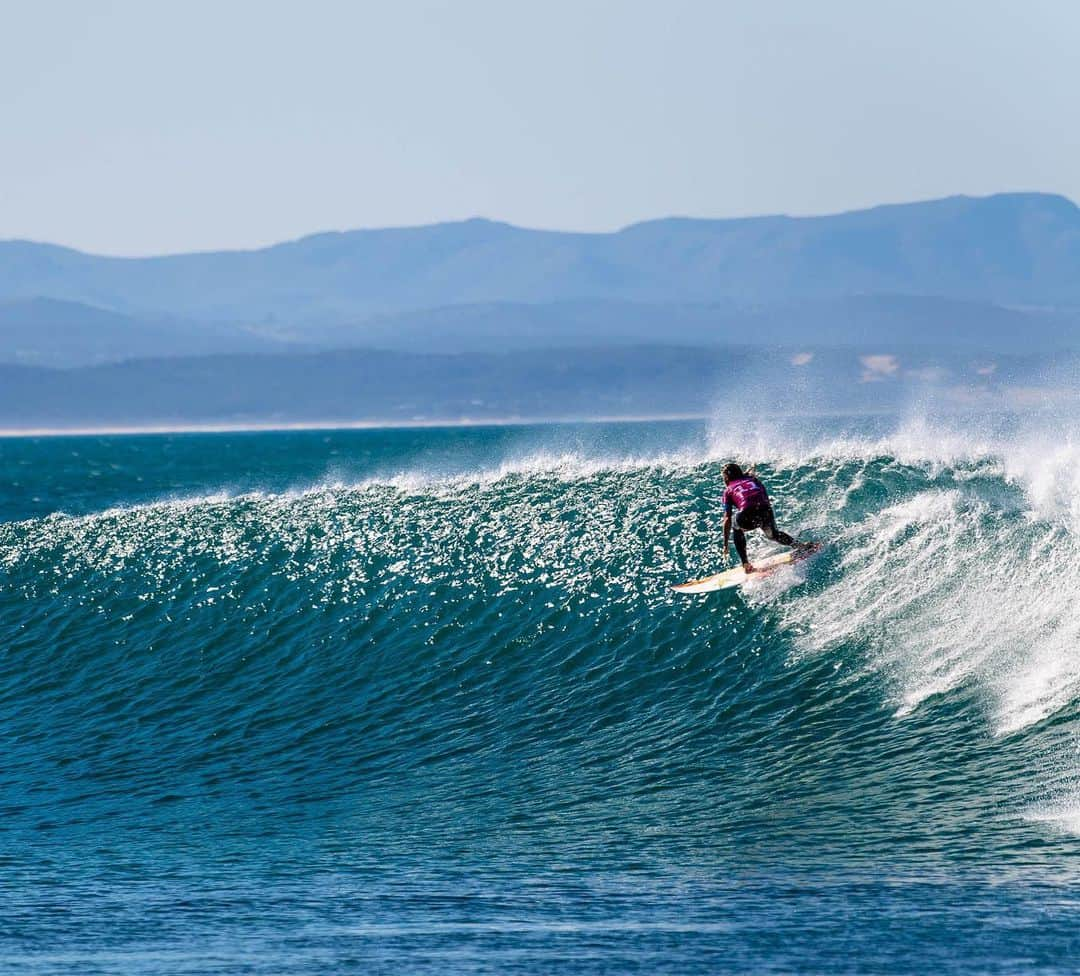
[3,418,1080,973]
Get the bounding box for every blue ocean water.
[3,418,1080,974]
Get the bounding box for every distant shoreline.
[0,413,714,439]
[0,405,920,440]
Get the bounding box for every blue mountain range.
[1,192,1078,426]
[1,191,1078,330]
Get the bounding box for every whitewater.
[3,414,1080,973]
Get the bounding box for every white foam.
[1024,799,1080,836]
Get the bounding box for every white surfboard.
[671,543,821,594]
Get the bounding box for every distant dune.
[0,345,1055,431]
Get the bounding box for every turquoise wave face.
[3,420,1080,973]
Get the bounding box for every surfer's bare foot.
[743,563,755,574]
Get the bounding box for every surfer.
[721,462,806,574]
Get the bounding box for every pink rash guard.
[722,477,768,514]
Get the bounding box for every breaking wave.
[3,416,1080,877]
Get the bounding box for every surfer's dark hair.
[722,462,744,481]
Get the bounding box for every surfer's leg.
[761,507,799,547]
[732,527,752,569]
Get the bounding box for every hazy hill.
[3,193,1080,326]
[2,294,1076,368]
[0,297,286,367]
[321,295,1080,355]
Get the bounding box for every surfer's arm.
[722,510,732,559]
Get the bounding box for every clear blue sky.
[2,0,1077,254]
